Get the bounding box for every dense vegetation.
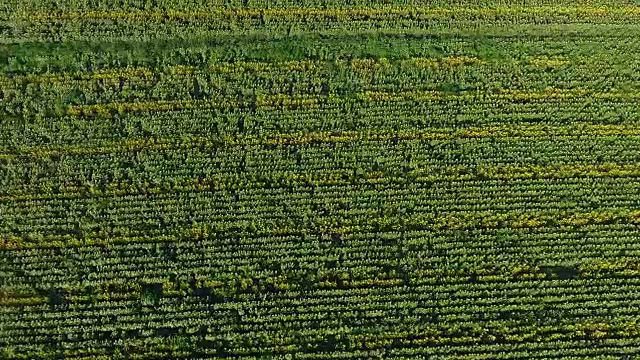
[3,0,640,358]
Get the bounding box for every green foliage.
[3,1,640,359]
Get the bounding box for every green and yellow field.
[3,0,640,358]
